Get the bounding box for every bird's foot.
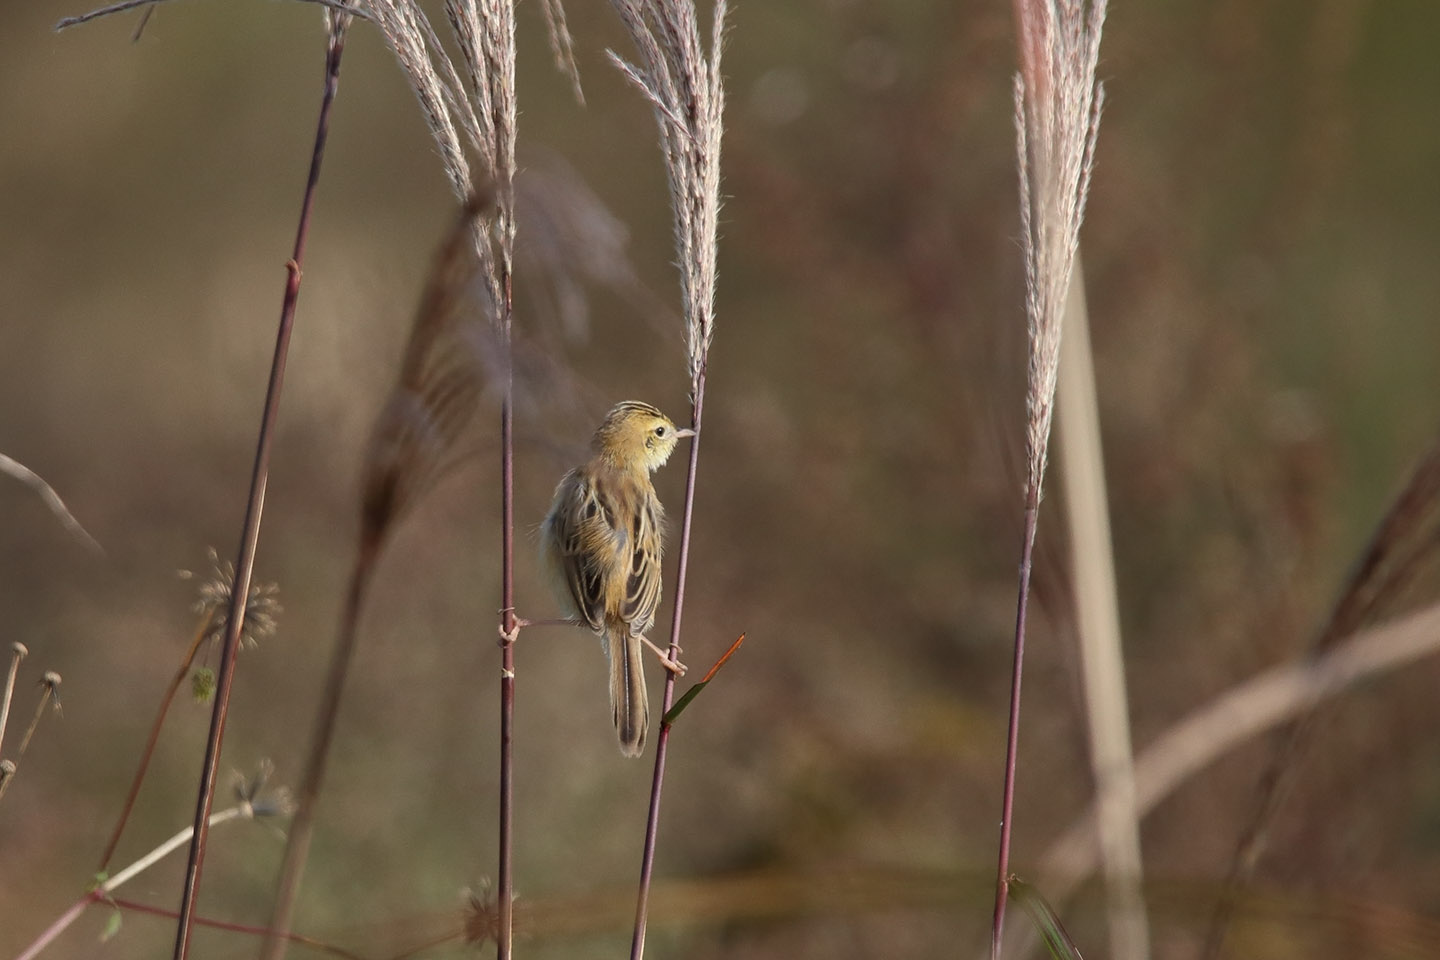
[640,634,687,676]
[497,608,524,645]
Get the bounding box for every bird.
[540,401,694,756]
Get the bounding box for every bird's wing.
[550,469,626,632]
[620,494,664,636]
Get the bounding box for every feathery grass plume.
[260,200,497,960]
[515,152,675,346]
[1013,0,1106,498]
[1205,434,1440,960]
[606,2,728,957]
[269,152,645,957]
[326,11,526,947]
[362,174,628,533]
[363,196,497,541]
[608,0,727,386]
[350,0,526,310]
[992,2,1105,958]
[258,0,530,951]
[539,0,584,105]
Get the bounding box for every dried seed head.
[462,881,501,946]
[181,548,282,650]
[10,642,27,660]
[233,759,296,820]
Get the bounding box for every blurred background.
[3,1,1440,958]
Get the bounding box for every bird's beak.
[675,427,697,439]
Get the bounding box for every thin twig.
[54,0,366,32]
[17,804,253,960]
[97,609,217,872]
[0,672,62,803]
[113,899,370,960]
[0,641,27,754]
[170,16,350,960]
[0,453,102,554]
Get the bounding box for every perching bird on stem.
[541,401,694,756]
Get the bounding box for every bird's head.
[592,401,695,473]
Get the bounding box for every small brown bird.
[541,401,694,756]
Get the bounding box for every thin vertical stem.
[170,25,347,960]
[0,641,26,753]
[990,499,1039,960]
[1057,262,1149,960]
[0,674,61,802]
[630,365,706,960]
[498,271,517,960]
[98,610,217,872]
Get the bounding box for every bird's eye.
[655,425,667,437]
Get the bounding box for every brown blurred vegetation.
[3,1,1440,958]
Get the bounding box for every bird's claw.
[640,634,686,675]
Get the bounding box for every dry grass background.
[4,1,1440,958]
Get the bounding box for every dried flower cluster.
[180,547,282,650]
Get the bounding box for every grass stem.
[498,267,517,960]
[169,19,348,960]
[17,805,249,960]
[990,498,1038,960]
[629,367,705,960]
[1056,261,1148,960]
[0,641,27,753]
[97,609,216,872]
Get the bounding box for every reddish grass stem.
[990,498,1039,960]
[97,609,216,872]
[498,274,517,959]
[170,23,347,960]
[629,365,706,960]
[114,898,366,960]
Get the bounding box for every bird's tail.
[606,624,649,757]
